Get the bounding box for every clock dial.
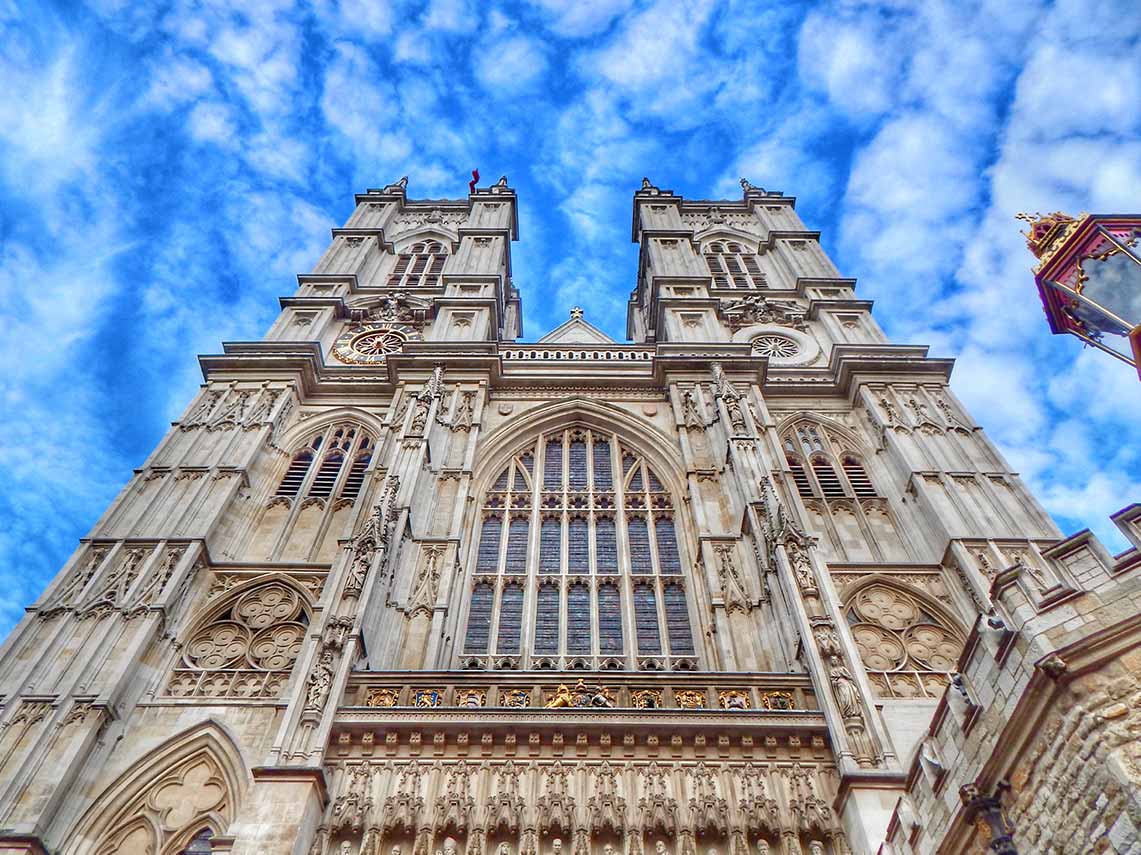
[332,323,417,364]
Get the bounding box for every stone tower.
[0,177,1137,855]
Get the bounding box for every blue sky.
[0,0,1138,636]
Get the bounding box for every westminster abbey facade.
[0,178,1137,855]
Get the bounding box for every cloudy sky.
[0,0,1138,636]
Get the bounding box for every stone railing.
[343,671,816,712]
[500,347,653,362]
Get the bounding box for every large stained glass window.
[461,428,698,669]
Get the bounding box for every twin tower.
[0,177,1137,855]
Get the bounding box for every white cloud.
[142,52,215,109]
[423,0,479,33]
[473,35,549,94]
[797,10,901,119]
[188,101,238,145]
[527,0,634,37]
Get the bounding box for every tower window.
[704,240,766,289]
[387,240,448,288]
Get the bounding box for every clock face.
[332,323,418,364]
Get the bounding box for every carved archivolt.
[843,581,965,699]
[167,579,311,700]
[66,724,245,855]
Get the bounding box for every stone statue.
[306,650,335,710]
[829,660,862,720]
[551,840,562,855]
[443,838,457,855]
[806,843,825,855]
[682,389,704,430]
[654,842,668,855]
[341,843,353,855]
[496,844,511,855]
[603,846,615,855]
[392,847,402,855]
[410,395,431,433]
[755,843,769,855]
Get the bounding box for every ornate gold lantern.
[1019,212,1141,378]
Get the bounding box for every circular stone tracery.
[350,328,406,356]
[751,334,800,359]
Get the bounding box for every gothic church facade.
[0,178,1137,855]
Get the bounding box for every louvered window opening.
[704,241,765,289]
[386,241,448,288]
[781,421,892,563]
[787,456,814,499]
[275,425,373,502]
[812,458,846,499]
[464,429,698,668]
[843,457,877,497]
[340,452,371,501]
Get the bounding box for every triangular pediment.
[536,309,616,344]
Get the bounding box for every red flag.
[469,169,479,194]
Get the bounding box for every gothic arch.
[392,229,459,253]
[774,412,867,454]
[692,226,759,249]
[165,574,314,701]
[473,398,687,500]
[274,408,386,454]
[65,720,248,855]
[840,575,967,699]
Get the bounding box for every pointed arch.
[274,408,386,454]
[473,398,687,500]
[775,412,867,454]
[692,225,761,249]
[841,574,967,699]
[392,228,459,254]
[66,720,247,855]
[164,574,314,701]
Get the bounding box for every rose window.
[350,328,406,357]
[844,583,964,699]
[751,334,799,359]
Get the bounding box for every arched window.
[844,582,965,699]
[463,428,697,669]
[781,424,878,501]
[703,240,766,289]
[387,240,448,288]
[781,418,910,563]
[276,424,373,501]
[258,422,376,562]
